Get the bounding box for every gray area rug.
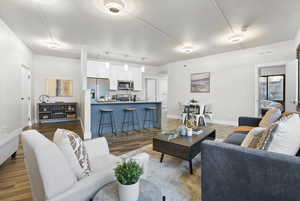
[121,124,232,201]
[122,144,204,201]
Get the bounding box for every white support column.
[80,46,92,139]
[81,46,87,90]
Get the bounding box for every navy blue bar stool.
[98,109,116,136]
[143,107,157,128]
[122,108,140,132]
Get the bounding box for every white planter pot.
[118,180,140,201]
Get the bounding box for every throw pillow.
[53,129,91,179]
[259,108,281,128]
[266,114,300,155]
[257,124,278,150]
[241,127,266,148]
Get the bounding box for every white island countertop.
[91,101,162,105]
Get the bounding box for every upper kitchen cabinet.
[109,64,122,90]
[130,67,143,91]
[87,61,109,79]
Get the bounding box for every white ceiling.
[0,0,299,66]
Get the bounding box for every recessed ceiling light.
[228,34,244,44]
[103,0,126,15]
[47,41,61,49]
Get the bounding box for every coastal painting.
[191,72,210,93]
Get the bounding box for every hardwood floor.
[0,119,233,201]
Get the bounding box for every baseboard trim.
[167,114,181,119]
[167,114,237,126]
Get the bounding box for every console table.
[38,102,77,124]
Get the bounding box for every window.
[268,76,284,101]
[259,74,285,105]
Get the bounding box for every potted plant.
[114,159,144,201]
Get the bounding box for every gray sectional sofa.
[201,116,300,201]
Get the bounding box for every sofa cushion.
[53,129,91,180]
[266,114,300,155]
[234,126,255,132]
[223,133,247,145]
[89,154,120,173]
[241,127,266,148]
[259,108,281,128]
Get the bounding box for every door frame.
[20,64,32,128]
[254,60,290,116]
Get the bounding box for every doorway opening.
[256,65,286,116]
[20,65,32,128]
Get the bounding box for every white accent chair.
[195,104,206,126]
[22,130,149,201]
[0,132,19,166]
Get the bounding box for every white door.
[20,66,31,128]
[285,60,298,112]
[146,79,157,101]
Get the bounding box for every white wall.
[32,55,81,122]
[295,27,300,50]
[166,41,294,125]
[0,18,32,135]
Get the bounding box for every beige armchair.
[22,130,149,201]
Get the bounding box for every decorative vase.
[118,180,140,201]
[187,128,193,137]
[179,125,186,136]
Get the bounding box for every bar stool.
[98,109,116,136]
[143,107,157,128]
[122,108,140,132]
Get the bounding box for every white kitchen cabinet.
[131,67,143,91]
[88,62,143,91]
[109,65,120,90]
[87,61,109,78]
[110,64,130,90]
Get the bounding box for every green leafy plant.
[114,159,144,185]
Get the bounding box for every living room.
[1,0,300,201]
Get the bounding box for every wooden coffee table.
[153,128,216,175]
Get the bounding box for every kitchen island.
[91,101,162,138]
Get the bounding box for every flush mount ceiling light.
[47,41,61,49]
[178,45,198,54]
[228,34,244,44]
[103,0,126,15]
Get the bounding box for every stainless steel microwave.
[118,81,134,90]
